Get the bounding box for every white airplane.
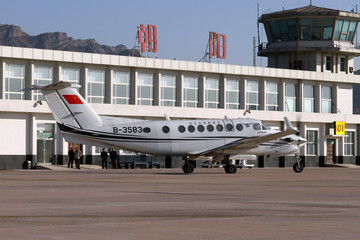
[30,81,307,174]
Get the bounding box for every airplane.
[29,81,307,174]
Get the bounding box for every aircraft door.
[223,119,234,132]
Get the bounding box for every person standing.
[74,147,82,170]
[68,147,74,168]
[110,149,118,169]
[101,148,108,169]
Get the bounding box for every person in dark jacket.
[68,147,74,168]
[101,148,108,169]
[110,149,118,169]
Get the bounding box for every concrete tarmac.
[0,167,360,240]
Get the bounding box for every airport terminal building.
[1,5,360,169]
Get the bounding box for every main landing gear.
[293,154,304,173]
[182,157,194,174]
[224,155,237,174]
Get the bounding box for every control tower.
[258,5,360,73]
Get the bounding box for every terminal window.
[183,76,198,108]
[113,71,130,105]
[87,69,105,103]
[205,77,220,108]
[303,85,315,113]
[246,80,259,110]
[321,86,332,113]
[306,130,318,155]
[34,66,53,101]
[161,74,177,107]
[4,64,25,100]
[226,79,240,109]
[344,131,354,156]
[285,83,297,112]
[137,73,154,106]
[266,82,278,111]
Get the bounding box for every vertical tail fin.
[32,81,103,129]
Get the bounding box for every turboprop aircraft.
[29,81,307,174]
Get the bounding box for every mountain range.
[0,24,140,56]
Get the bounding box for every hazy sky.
[0,0,359,68]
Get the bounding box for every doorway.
[326,139,336,164]
[37,123,54,164]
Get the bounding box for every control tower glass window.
[113,71,130,105]
[311,19,321,40]
[300,18,311,40]
[285,83,297,112]
[34,66,53,101]
[161,74,177,107]
[269,19,296,42]
[334,19,357,42]
[323,19,334,40]
[87,69,105,103]
[137,73,154,106]
[183,76,198,108]
[246,80,259,110]
[205,77,219,108]
[4,64,25,100]
[226,79,240,109]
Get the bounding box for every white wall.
[0,113,29,154]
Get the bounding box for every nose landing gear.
[293,154,304,173]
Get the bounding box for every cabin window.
[207,125,214,132]
[162,126,170,133]
[143,127,151,133]
[225,123,233,131]
[253,123,261,130]
[188,125,195,133]
[236,124,243,131]
[178,125,186,133]
[197,125,205,132]
[216,124,224,132]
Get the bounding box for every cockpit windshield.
[261,123,271,130]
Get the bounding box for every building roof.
[258,5,360,22]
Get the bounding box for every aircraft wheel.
[182,164,194,174]
[225,164,237,174]
[293,162,304,173]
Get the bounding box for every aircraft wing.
[199,117,298,156]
